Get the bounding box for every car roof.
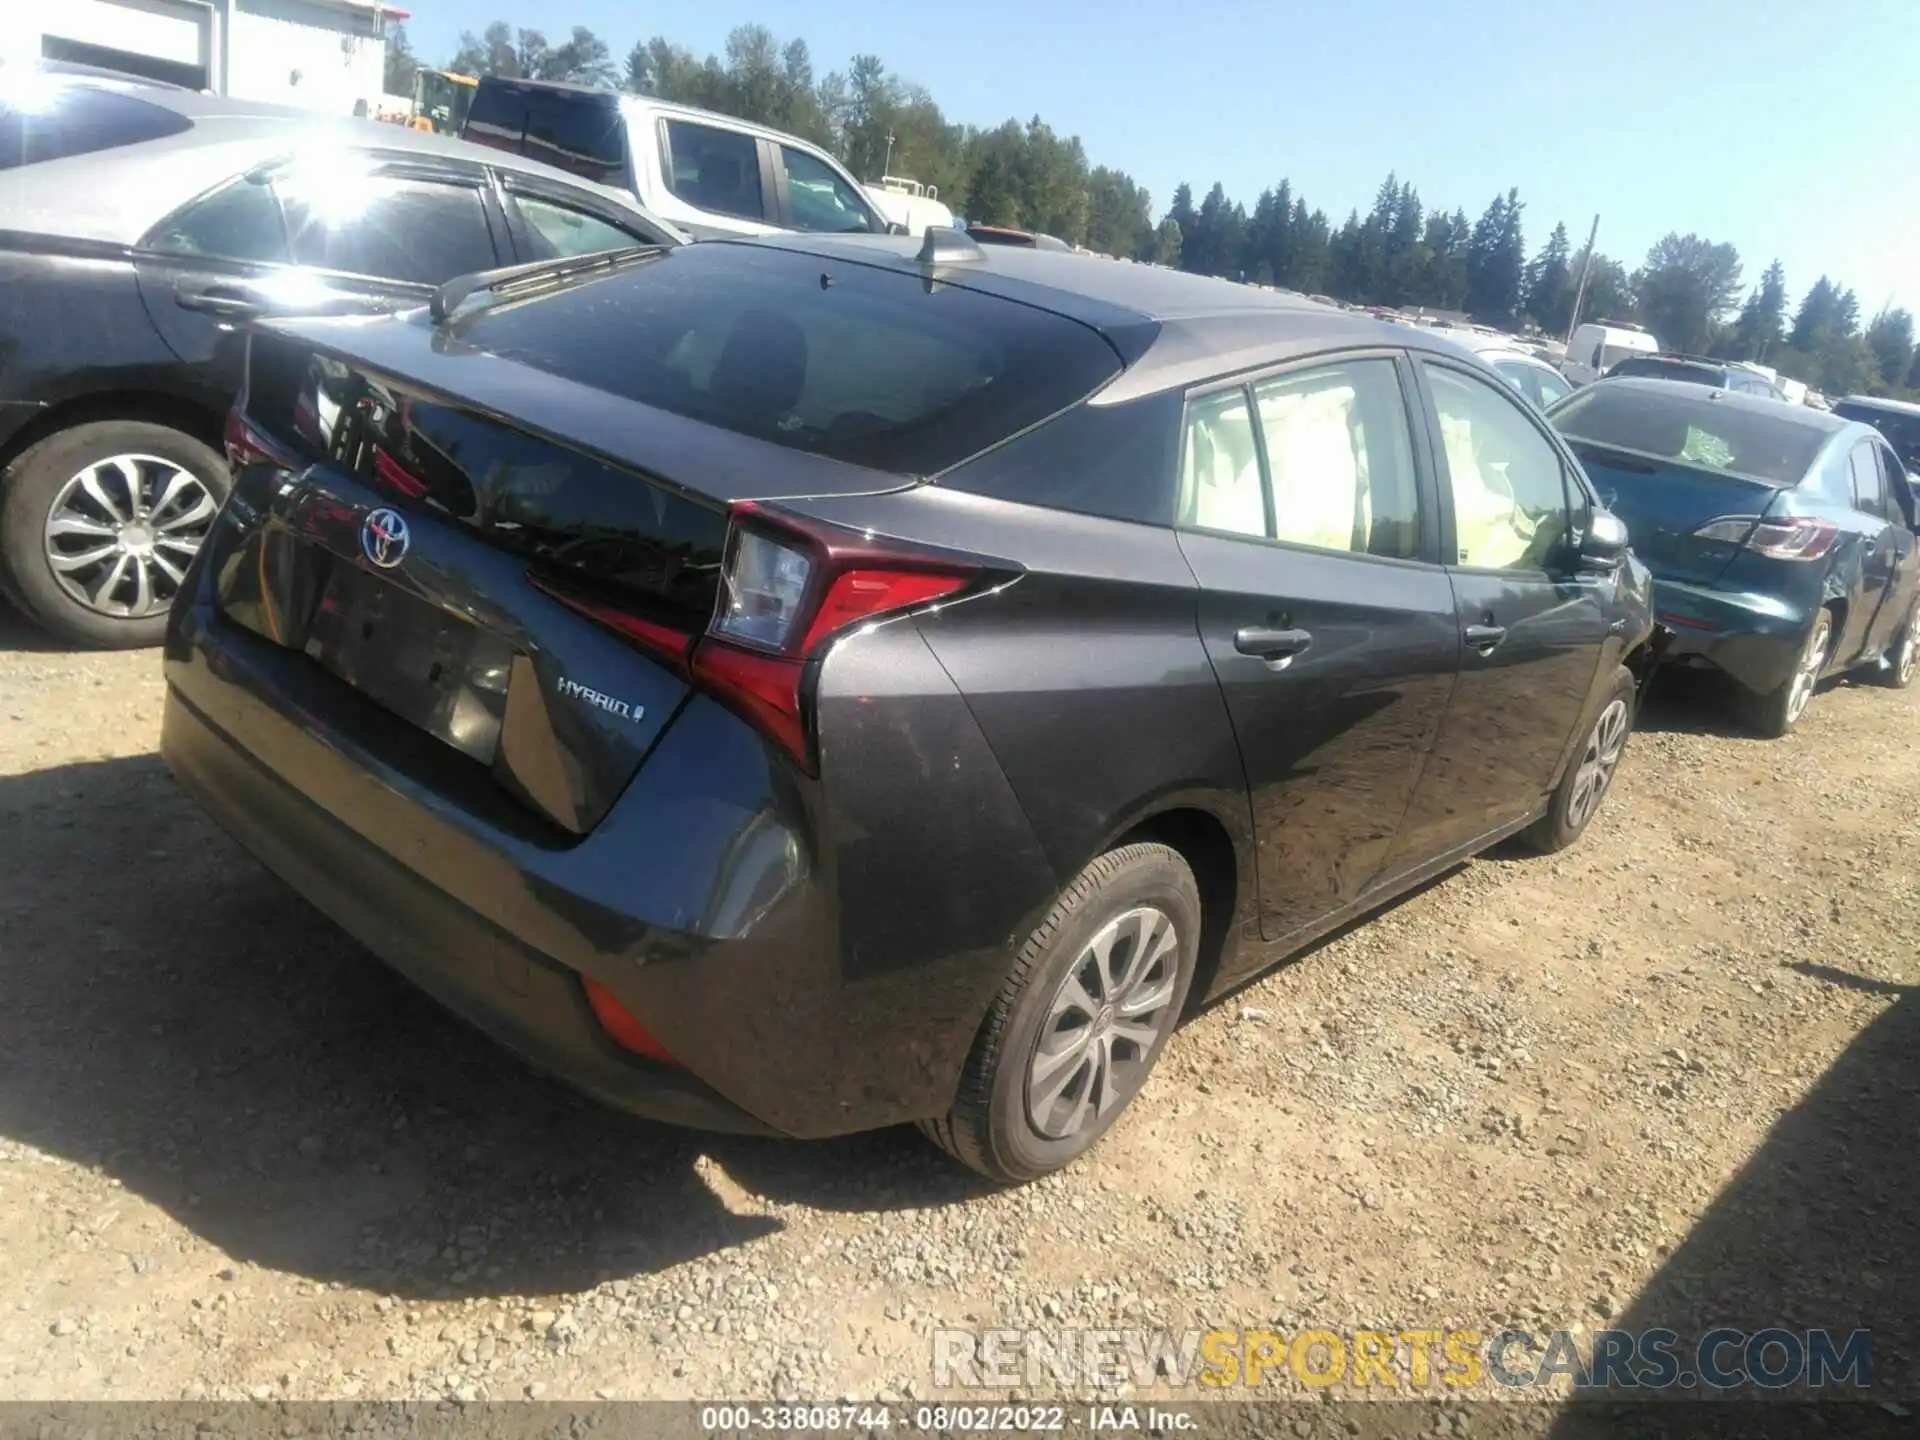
[1584,377,1855,434]
[0,79,675,246]
[730,232,1477,402]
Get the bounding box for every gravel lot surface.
[1,599,1915,1422]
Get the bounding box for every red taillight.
[1693,514,1838,561]
[533,504,984,774]
[688,507,978,771]
[800,569,969,654]
[582,977,678,1065]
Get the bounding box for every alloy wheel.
[42,454,217,619]
[1565,696,1629,832]
[1785,618,1831,727]
[1026,906,1180,1141]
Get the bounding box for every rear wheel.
[1520,664,1635,854]
[919,843,1201,1184]
[1744,608,1832,737]
[0,420,228,648]
[1874,600,1920,690]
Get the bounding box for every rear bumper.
[163,683,778,1136]
[1652,577,1813,696]
[160,534,1058,1140]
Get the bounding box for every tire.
[1874,600,1920,690]
[1520,664,1635,855]
[0,420,229,649]
[1742,608,1833,738]
[919,843,1202,1185]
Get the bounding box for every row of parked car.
[6,64,1915,1183]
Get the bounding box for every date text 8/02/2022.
[929,1326,1875,1391]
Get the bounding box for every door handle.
[1463,623,1508,653]
[174,283,263,318]
[1234,626,1313,666]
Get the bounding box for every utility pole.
[1564,213,1601,346]
[882,131,896,177]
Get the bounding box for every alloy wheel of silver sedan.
[1566,696,1630,832]
[43,453,217,619]
[1026,905,1180,1141]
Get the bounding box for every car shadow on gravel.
[0,753,982,1304]
[1547,969,1919,1435]
[0,594,67,654]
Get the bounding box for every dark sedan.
[0,72,680,647]
[1551,379,1920,734]
[163,232,1655,1182]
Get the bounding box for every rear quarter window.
[459,242,1125,476]
[943,390,1183,526]
[0,84,191,169]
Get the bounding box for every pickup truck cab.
[461,79,893,241]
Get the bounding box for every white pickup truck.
[462,79,899,241]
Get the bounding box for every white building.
[10,0,406,117]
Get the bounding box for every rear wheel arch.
[1112,805,1244,1015]
[0,390,226,493]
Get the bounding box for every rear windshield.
[0,82,190,169]
[1606,357,1724,386]
[1551,384,1831,487]
[464,83,626,186]
[461,242,1124,474]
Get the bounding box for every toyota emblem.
[361,507,410,569]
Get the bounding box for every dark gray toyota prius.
[163,231,1655,1182]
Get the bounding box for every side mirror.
[1578,509,1629,573]
[887,221,910,237]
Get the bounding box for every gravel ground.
[1,597,1916,1419]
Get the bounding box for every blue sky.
[403,0,1920,319]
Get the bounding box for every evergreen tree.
[1865,307,1915,391]
[1726,260,1789,361]
[1465,189,1525,328]
[1524,222,1572,335]
[383,23,419,92]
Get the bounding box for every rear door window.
[779,146,876,233]
[662,120,765,221]
[1252,359,1421,559]
[277,172,498,285]
[0,83,191,169]
[1850,444,1889,519]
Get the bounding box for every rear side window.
[1178,389,1265,537]
[510,192,652,260]
[1552,384,1828,486]
[278,175,497,285]
[459,242,1123,474]
[662,120,764,221]
[0,83,191,168]
[1849,445,1887,518]
[779,146,875,234]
